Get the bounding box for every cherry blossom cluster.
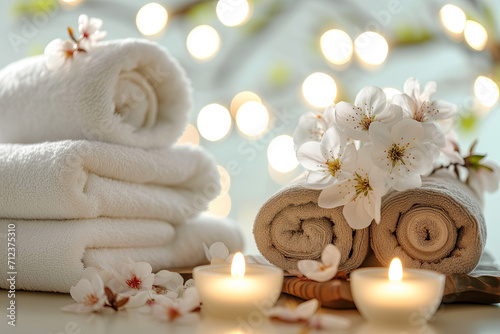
[44,14,107,70]
[62,258,200,324]
[293,78,500,229]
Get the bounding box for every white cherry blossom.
[109,259,155,296]
[44,39,77,70]
[151,287,200,324]
[318,146,388,229]
[203,241,234,265]
[468,161,500,195]
[297,244,341,282]
[78,14,107,49]
[61,274,106,313]
[370,119,433,191]
[293,104,336,148]
[335,85,402,141]
[297,126,357,188]
[392,78,457,147]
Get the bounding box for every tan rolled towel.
[371,171,486,275]
[253,184,370,272]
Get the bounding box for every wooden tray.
[281,254,500,309]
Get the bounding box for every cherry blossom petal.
[317,180,353,208]
[354,85,387,116]
[295,299,319,319]
[422,122,445,147]
[305,170,334,187]
[293,112,327,148]
[369,122,393,149]
[321,244,341,268]
[421,81,437,101]
[391,93,417,118]
[297,259,338,282]
[339,144,357,172]
[297,142,325,171]
[429,100,457,120]
[390,119,425,145]
[343,199,373,229]
[134,262,153,278]
[268,306,300,322]
[403,77,421,104]
[125,291,150,308]
[320,127,347,160]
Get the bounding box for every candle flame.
[389,258,403,281]
[231,252,245,278]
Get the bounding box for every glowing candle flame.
[231,252,245,278]
[389,258,403,281]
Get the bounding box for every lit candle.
[193,253,283,319]
[350,258,445,326]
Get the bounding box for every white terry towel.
[0,215,243,292]
[0,140,220,224]
[0,38,191,148]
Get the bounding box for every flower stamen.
[387,144,406,168]
[326,158,341,177]
[359,114,375,131]
[126,275,142,289]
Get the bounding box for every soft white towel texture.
[0,140,220,224]
[0,215,243,292]
[0,38,191,148]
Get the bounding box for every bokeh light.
[383,87,402,101]
[267,135,299,173]
[320,29,353,65]
[58,0,84,6]
[216,0,250,27]
[197,104,232,141]
[474,76,499,107]
[236,101,269,137]
[440,4,466,34]
[230,91,262,117]
[136,3,168,36]
[354,31,389,65]
[217,165,231,195]
[208,193,232,217]
[464,20,488,51]
[302,72,337,108]
[176,123,200,146]
[187,25,220,60]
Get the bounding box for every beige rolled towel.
[253,184,370,272]
[371,171,486,275]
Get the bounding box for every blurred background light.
[440,4,466,34]
[464,20,488,51]
[208,192,232,217]
[302,72,337,108]
[267,135,299,173]
[216,0,250,27]
[230,91,262,117]
[474,76,499,107]
[354,31,389,65]
[176,123,200,146]
[187,25,220,60]
[235,101,269,137]
[320,29,353,65]
[136,3,168,36]
[197,104,232,141]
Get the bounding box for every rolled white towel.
[0,215,243,292]
[0,38,191,148]
[0,140,220,224]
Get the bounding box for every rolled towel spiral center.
[396,207,457,261]
[114,70,158,129]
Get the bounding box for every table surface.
[1,291,500,334]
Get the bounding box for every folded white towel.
[0,215,243,292]
[0,38,191,148]
[0,140,220,224]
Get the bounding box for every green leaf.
[12,0,57,18]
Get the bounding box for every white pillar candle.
[351,258,445,326]
[193,253,283,319]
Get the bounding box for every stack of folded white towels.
[0,39,243,293]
